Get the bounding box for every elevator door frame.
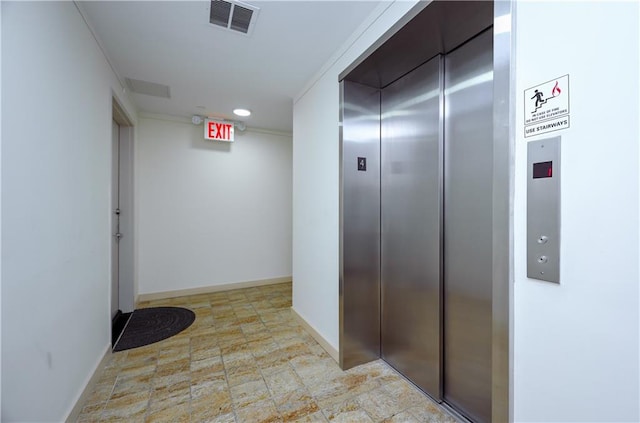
[338,1,514,422]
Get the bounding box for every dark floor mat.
[113,307,195,352]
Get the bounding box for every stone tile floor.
[77,282,456,422]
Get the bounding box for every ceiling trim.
[73,1,127,94]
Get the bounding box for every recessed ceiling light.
[233,108,251,117]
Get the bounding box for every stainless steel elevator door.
[340,81,381,369]
[381,55,443,400]
[443,29,493,423]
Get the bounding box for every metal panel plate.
[527,137,561,283]
[380,56,442,400]
[443,29,493,423]
[339,81,381,369]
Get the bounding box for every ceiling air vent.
[125,78,171,98]
[209,0,259,36]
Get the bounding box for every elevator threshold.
[381,357,472,423]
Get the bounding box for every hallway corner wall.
[513,2,640,421]
[1,2,137,421]
[136,116,292,295]
[292,1,422,351]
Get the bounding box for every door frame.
[490,2,515,422]
[111,119,121,320]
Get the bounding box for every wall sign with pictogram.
[524,75,570,138]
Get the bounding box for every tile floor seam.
[77,282,454,422]
[187,336,194,423]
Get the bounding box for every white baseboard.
[136,276,292,304]
[291,307,339,363]
[65,345,112,423]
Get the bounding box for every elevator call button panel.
[527,137,560,283]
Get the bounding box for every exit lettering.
[204,119,234,142]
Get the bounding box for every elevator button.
[537,255,548,264]
[537,235,548,244]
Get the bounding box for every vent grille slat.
[209,0,258,36]
[210,0,232,27]
[230,5,253,33]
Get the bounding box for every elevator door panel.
[381,56,442,399]
[443,29,493,423]
[340,81,381,369]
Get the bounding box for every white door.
[111,120,121,319]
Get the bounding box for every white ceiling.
[79,1,383,133]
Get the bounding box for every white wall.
[513,2,639,422]
[136,116,292,295]
[292,1,422,350]
[1,2,137,421]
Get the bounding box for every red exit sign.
[204,119,234,142]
